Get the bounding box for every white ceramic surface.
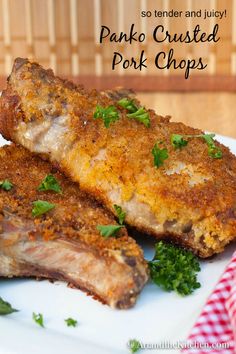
[0,133,235,354]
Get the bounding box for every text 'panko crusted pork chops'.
[0,144,148,309]
[0,58,236,258]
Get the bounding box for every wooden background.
[139,92,236,138]
[0,0,235,90]
[0,0,235,137]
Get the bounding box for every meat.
[0,144,148,309]
[0,57,236,258]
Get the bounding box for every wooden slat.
[145,0,166,75]
[168,0,189,75]
[138,91,236,138]
[9,0,28,58]
[1,74,234,92]
[216,0,233,74]
[54,0,70,74]
[31,0,50,66]
[77,0,95,74]
[99,0,120,75]
[191,0,212,75]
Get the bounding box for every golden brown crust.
[0,144,144,260]
[0,144,148,308]
[0,91,19,140]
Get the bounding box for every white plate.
[0,134,236,354]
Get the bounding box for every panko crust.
[0,144,146,260]
[0,144,149,308]
[0,57,235,258]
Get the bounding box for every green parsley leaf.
[117,98,138,113]
[32,312,44,327]
[32,200,55,217]
[200,133,215,144]
[93,105,120,128]
[149,241,201,296]
[170,133,222,159]
[117,97,150,128]
[65,317,78,327]
[201,134,223,159]
[128,339,141,353]
[0,297,18,315]
[207,145,223,159]
[114,204,126,225]
[127,107,150,128]
[171,134,188,149]
[151,143,169,168]
[0,179,13,191]
[38,174,62,193]
[97,225,124,238]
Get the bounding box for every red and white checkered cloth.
[182,251,236,354]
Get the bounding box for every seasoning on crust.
[0,57,236,258]
[0,143,148,309]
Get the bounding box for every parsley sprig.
[118,98,150,127]
[127,107,150,128]
[0,297,18,315]
[32,200,55,217]
[171,133,222,159]
[38,174,62,193]
[117,98,138,113]
[97,225,124,238]
[65,317,78,327]
[0,179,13,191]
[201,134,223,159]
[94,105,120,128]
[114,204,126,225]
[97,205,125,238]
[152,142,169,168]
[32,312,44,327]
[128,339,142,353]
[171,134,188,150]
[149,241,201,296]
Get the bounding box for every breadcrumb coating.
[0,144,146,258]
[0,144,148,308]
[0,57,235,257]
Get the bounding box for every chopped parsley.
[118,98,150,127]
[65,317,78,327]
[32,200,55,217]
[127,107,150,128]
[200,133,216,145]
[93,105,120,128]
[149,241,201,296]
[152,142,169,168]
[117,98,138,113]
[0,179,13,191]
[201,134,223,159]
[97,224,124,238]
[114,204,126,225]
[38,174,62,193]
[128,339,141,353]
[171,134,188,149]
[32,312,44,327]
[170,133,222,159]
[0,297,18,315]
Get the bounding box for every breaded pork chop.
[0,144,148,309]
[0,58,236,258]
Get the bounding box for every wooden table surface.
[138,92,236,139]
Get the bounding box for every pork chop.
[0,144,148,309]
[0,58,235,257]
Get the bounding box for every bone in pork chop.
[0,58,236,257]
[0,144,148,309]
